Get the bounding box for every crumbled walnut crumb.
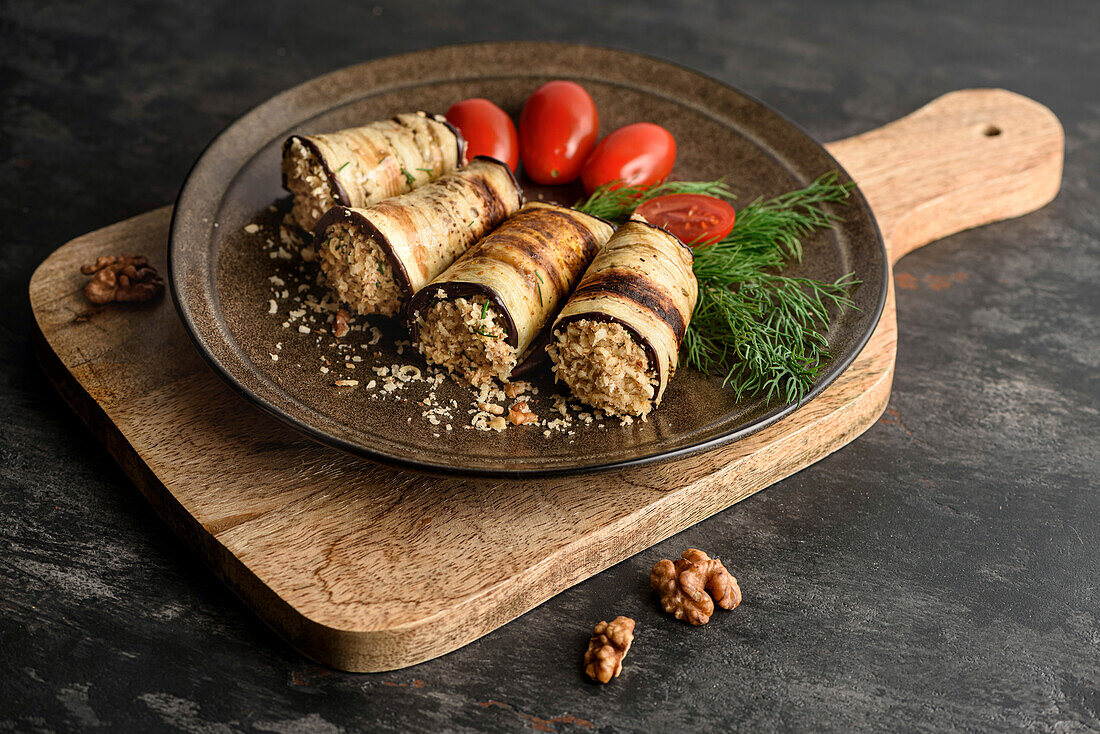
[333,308,350,338]
[650,549,741,625]
[397,365,422,382]
[507,401,538,426]
[334,379,359,387]
[503,381,530,399]
[478,402,504,416]
[584,616,635,684]
[244,223,261,234]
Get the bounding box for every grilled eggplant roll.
[548,217,698,416]
[408,202,614,387]
[282,111,466,231]
[315,156,522,318]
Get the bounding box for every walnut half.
[583,616,635,684]
[650,549,742,625]
[81,255,164,305]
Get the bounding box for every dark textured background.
[2,1,1097,732]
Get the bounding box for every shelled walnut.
[583,616,635,683]
[80,255,164,305]
[650,548,741,625]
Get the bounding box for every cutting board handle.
[825,88,1063,265]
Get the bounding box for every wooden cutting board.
[30,89,1062,672]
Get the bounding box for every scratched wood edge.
[28,88,1064,672]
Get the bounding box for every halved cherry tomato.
[519,81,599,185]
[581,123,676,194]
[634,194,736,246]
[445,98,519,171]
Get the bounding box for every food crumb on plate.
[255,226,641,441]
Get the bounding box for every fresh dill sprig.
[575,180,735,221]
[684,272,859,404]
[577,171,860,405]
[400,165,415,187]
[688,171,858,403]
[335,161,351,173]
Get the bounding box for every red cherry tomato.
[634,194,736,246]
[581,123,677,194]
[519,81,599,185]
[445,98,519,171]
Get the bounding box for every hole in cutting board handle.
[983,125,1003,137]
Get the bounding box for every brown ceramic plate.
[169,42,887,477]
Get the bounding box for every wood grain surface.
[29,89,1062,672]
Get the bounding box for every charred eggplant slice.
[315,156,522,317]
[549,218,698,416]
[282,111,466,231]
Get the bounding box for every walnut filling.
[283,138,338,232]
[548,319,658,417]
[415,294,517,386]
[318,223,405,317]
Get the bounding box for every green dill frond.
[683,273,858,404]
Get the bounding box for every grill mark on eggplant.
[570,268,688,341]
[483,229,567,294]
[365,161,511,281]
[464,170,506,226]
[484,207,602,293]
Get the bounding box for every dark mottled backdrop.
[2,1,1097,732]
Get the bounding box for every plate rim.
[168,40,888,478]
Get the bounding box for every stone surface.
[1,1,1097,732]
